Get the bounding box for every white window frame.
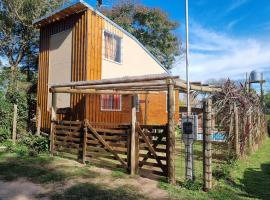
[102,30,123,64]
[100,94,122,112]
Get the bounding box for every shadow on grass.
[240,162,270,200]
[51,183,146,200]
[0,154,99,184]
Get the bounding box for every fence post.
[82,120,88,164]
[167,81,176,185]
[203,98,212,191]
[248,114,252,151]
[12,104,18,144]
[130,95,137,175]
[36,106,41,136]
[234,103,240,157]
[50,93,57,155]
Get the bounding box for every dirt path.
[0,155,169,200]
[0,179,47,200]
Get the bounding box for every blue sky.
[91,0,269,90]
[134,0,270,91]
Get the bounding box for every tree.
[0,0,64,133]
[0,0,64,83]
[102,1,181,70]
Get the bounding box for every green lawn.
[161,137,270,200]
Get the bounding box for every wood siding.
[37,11,87,132]
[37,9,179,132]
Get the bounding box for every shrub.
[1,140,14,152]
[18,133,49,154]
[14,145,29,157]
[0,128,11,143]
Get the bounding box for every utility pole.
[185,0,190,115]
[183,0,194,181]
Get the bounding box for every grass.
[175,138,228,183]
[161,137,270,200]
[51,184,147,200]
[0,137,269,199]
[0,153,100,183]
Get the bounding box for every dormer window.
[104,31,122,63]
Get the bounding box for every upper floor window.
[101,94,122,111]
[104,31,122,63]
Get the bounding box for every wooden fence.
[50,120,169,180]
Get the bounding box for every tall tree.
[0,0,64,80]
[0,0,64,132]
[102,1,181,70]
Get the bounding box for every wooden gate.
[52,120,83,156]
[136,124,168,179]
[51,120,170,179]
[84,121,129,169]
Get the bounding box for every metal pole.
[184,0,194,181]
[185,0,190,115]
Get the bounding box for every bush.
[1,140,14,152]
[14,145,29,157]
[0,128,11,143]
[18,133,49,154]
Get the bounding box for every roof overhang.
[33,0,88,27]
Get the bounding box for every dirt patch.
[0,155,169,200]
[0,178,47,200]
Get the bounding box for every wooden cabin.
[34,0,179,132]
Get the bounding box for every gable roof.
[33,0,169,74]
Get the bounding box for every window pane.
[101,94,121,111]
[104,31,121,63]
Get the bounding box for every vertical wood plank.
[130,95,137,175]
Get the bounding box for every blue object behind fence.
[197,132,226,142]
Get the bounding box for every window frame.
[103,30,123,64]
[100,94,122,112]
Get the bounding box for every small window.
[104,31,122,63]
[101,94,122,111]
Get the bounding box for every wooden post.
[248,114,252,151]
[50,93,57,155]
[36,106,41,136]
[167,81,175,185]
[82,121,88,164]
[130,95,137,175]
[12,104,18,144]
[234,103,240,157]
[203,98,212,191]
[228,105,234,152]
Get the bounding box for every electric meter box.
[181,115,198,142]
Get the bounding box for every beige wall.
[48,29,72,110]
[101,22,167,79]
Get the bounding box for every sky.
[92,0,270,91]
